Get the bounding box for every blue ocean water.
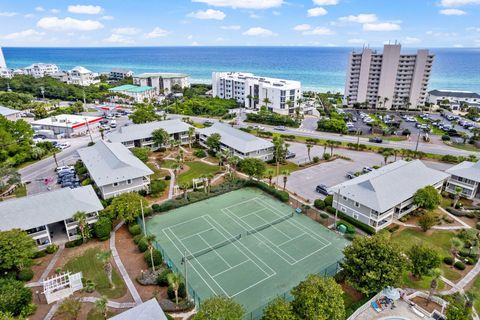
[3,46,480,93]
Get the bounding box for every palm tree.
[453,186,463,208]
[228,155,240,170]
[381,149,394,165]
[282,170,290,191]
[326,140,336,156]
[262,97,271,109]
[96,250,114,289]
[266,169,275,186]
[450,237,464,261]
[180,183,189,200]
[95,296,108,319]
[187,127,195,149]
[145,234,157,272]
[306,144,313,162]
[206,173,214,193]
[168,138,175,151]
[99,127,105,140]
[427,268,443,305]
[167,272,182,305]
[73,211,89,243]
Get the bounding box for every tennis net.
[185,234,242,261]
[246,213,294,236]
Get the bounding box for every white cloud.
[187,9,226,20]
[313,0,338,5]
[144,27,170,38]
[339,14,377,24]
[440,0,480,6]
[37,17,104,31]
[249,12,261,18]
[191,41,200,46]
[307,7,328,16]
[191,0,283,9]
[101,15,114,20]
[363,22,401,31]
[293,24,312,31]
[67,5,103,15]
[24,13,35,18]
[426,30,458,37]
[272,10,281,16]
[302,26,333,35]
[111,27,141,35]
[439,8,467,15]
[221,25,241,30]
[242,27,276,36]
[347,38,366,44]
[0,12,17,17]
[35,6,45,12]
[1,29,44,40]
[50,9,60,14]
[403,36,421,44]
[104,34,134,44]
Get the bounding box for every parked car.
[204,121,214,126]
[56,165,74,173]
[57,142,71,149]
[274,126,287,131]
[362,166,373,173]
[285,151,296,159]
[315,184,330,195]
[345,171,356,179]
[369,137,383,143]
[99,119,109,125]
[253,125,265,131]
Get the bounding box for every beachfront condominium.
[13,63,60,78]
[344,43,434,110]
[133,73,190,95]
[212,72,302,116]
[0,47,11,78]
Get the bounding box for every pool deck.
[353,300,431,320]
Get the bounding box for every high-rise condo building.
[212,72,302,116]
[344,43,434,110]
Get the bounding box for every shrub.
[33,250,47,259]
[335,209,376,235]
[45,244,59,254]
[441,154,459,163]
[389,225,400,233]
[454,261,466,270]
[138,239,148,253]
[466,212,475,219]
[157,270,172,287]
[444,256,454,265]
[466,257,475,265]
[244,180,289,202]
[324,195,333,207]
[133,234,144,244]
[402,129,411,136]
[65,238,83,248]
[476,222,480,230]
[320,212,329,219]
[312,156,320,163]
[372,165,380,169]
[442,135,451,141]
[144,249,162,268]
[314,199,325,210]
[246,110,300,128]
[16,269,34,282]
[81,178,92,186]
[128,224,142,236]
[150,179,168,196]
[94,217,112,241]
[164,175,171,181]
[167,282,187,300]
[0,278,32,316]
[323,153,331,160]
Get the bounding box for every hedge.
[446,207,465,217]
[133,234,144,244]
[157,270,172,287]
[454,261,466,270]
[336,220,356,234]
[324,195,333,207]
[45,244,59,254]
[244,180,289,202]
[129,224,142,236]
[138,239,148,253]
[325,206,376,235]
[443,256,454,265]
[33,250,47,259]
[65,238,83,248]
[94,217,112,241]
[144,249,162,267]
[314,199,325,210]
[17,269,34,282]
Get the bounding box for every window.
[113,182,119,187]
[342,196,347,200]
[353,213,359,219]
[354,202,360,208]
[127,179,132,185]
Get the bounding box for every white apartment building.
[445,160,480,200]
[109,84,156,103]
[0,47,12,78]
[109,68,134,80]
[67,66,99,86]
[212,72,302,116]
[134,73,190,95]
[344,44,434,110]
[13,63,60,78]
[428,90,480,109]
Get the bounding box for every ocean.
[3,46,480,93]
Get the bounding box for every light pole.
[84,117,93,144]
[414,130,421,158]
[140,200,146,236]
[182,250,189,301]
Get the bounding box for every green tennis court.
[146,188,348,318]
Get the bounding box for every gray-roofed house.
[109,298,168,320]
[330,160,450,231]
[77,140,153,199]
[428,90,480,109]
[0,105,21,121]
[445,161,480,200]
[0,185,103,248]
[197,122,274,161]
[107,119,193,150]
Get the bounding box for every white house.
[109,84,156,103]
[77,140,154,199]
[133,73,190,95]
[0,105,21,121]
[428,90,480,110]
[330,160,450,231]
[67,66,99,86]
[198,122,274,161]
[14,63,59,78]
[107,119,193,150]
[31,114,102,138]
[0,186,103,248]
[109,68,134,80]
[445,161,480,200]
[212,72,302,116]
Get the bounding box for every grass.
[63,247,127,299]
[87,108,98,112]
[467,275,480,311]
[415,116,445,135]
[177,161,221,187]
[159,159,177,169]
[444,142,480,152]
[87,309,117,320]
[441,196,454,209]
[14,184,27,198]
[401,271,445,290]
[147,163,168,180]
[266,162,300,174]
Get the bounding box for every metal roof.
[109,85,155,93]
[198,122,274,154]
[330,160,450,212]
[446,161,480,182]
[0,105,21,117]
[107,119,192,143]
[134,72,189,79]
[429,90,480,99]
[109,299,167,320]
[0,185,103,231]
[77,140,153,187]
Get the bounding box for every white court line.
[179,227,214,241]
[212,260,250,278]
[165,215,206,230]
[277,232,307,247]
[250,211,294,240]
[236,207,270,220]
[198,234,232,268]
[223,207,297,265]
[222,197,261,211]
[161,227,220,296]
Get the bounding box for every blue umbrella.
[382,287,400,301]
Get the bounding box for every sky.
[0,0,479,47]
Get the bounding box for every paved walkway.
[437,206,471,229]
[111,222,142,305]
[80,296,136,308]
[440,259,480,295]
[160,168,175,199]
[27,244,65,288]
[395,221,467,230]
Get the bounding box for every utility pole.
[414,130,421,158]
[140,200,146,236]
[334,188,341,229]
[52,150,58,167]
[184,250,189,300]
[84,117,93,144]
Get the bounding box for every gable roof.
[330,160,450,212]
[0,105,21,117]
[429,90,480,99]
[134,72,189,79]
[70,66,92,74]
[446,161,480,182]
[109,299,167,320]
[198,122,274,154]
[0,185,103,231]
[77,140,153,186]
[107,119,192,143]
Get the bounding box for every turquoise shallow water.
[4,46,480,93]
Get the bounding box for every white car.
[253,125,265,131]
[57,142,71,150]
[56,165,74,173]
[346,122,354,128]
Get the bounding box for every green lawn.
[147,163,168,180]
[444,142,480,152]
[467,275,480,311]
[87,309,117,320]
[177,161,221,187]
[266,162,300,174]
[415,117,445,135]
[401,270,445,290]
[159,159,177,169]
[63,247,127,299]
[14,184,27,198]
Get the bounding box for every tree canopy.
[129,103,160,124]
[238,158,267,179]
[317,112,348,134]
[407,244,441,278]
[413,186,442,210]
[152,128,170,148]
[166,97,238,117]
[205,133,222,153]
[107,193,148,224]
[131,147,150,163]
[342,232,406,295]
[0,278,32,316]
[193,296,244,320]
[261,297,296,320]
[0,229,36,272]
